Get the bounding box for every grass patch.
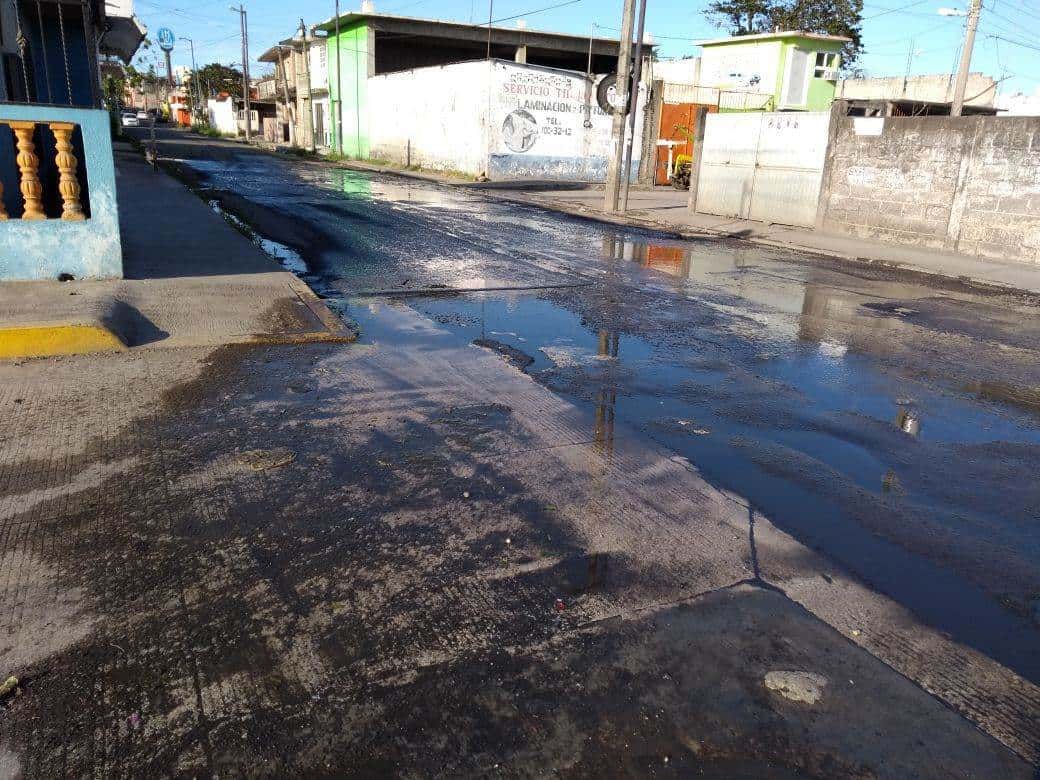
[192,123,234,139]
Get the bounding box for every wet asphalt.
[162,137,1040,681]
[66,127,1040,775]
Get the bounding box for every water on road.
[178,150,1040,687]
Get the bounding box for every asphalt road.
[1,127,1037,776]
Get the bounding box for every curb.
[487,191,1040,298]
[0,321,125,360]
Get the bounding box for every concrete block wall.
[954,117,1040,261]
[819,114,1040,264]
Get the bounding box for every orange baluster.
[8,121,45,220]
[49,122,85,221]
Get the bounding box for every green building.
[313,12,627,158]
[696,31,849,111]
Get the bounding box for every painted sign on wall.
[489,62,643,181]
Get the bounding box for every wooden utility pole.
[950,0,981,116]
[604,0,636,213]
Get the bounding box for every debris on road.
[236,448,295,471]
[0,676,18,700]
[764,671,828,704]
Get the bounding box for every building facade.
[696,31,848,112]
[315,12,635,158]
[0,0,144,280]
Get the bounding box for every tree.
[188,63,245,101]
[703,0,864,70]
[770,0,863,70]
[704,0,774,35]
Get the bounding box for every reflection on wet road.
[183,152,1040,683]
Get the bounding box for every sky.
[134,0,1040,97]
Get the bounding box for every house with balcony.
[696,31,848,112]
[0,0,145,280]
[257,33,328,151]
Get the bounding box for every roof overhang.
[100,14,147,64]
[696,30,851,47]
[313,12,642,57]
[258,38,301,63]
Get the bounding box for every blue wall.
[0,105,122,280]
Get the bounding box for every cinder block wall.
[818,114,1040,264]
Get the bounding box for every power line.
[862,0,932,20]
[489,0,583,25]
[987,32,1040,51]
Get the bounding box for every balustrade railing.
[0,119,86,221]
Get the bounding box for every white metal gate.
[695,111,830,228]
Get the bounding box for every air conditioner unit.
[821,67,838,81]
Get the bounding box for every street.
[1,128,1038,776]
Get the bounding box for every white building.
[997,88,1040,116]
[206,96,238,135]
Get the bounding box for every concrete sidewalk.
[482,186,1040,295]
[0,142,351,358]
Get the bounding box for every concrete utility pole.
[231,4,251,140]
[299,19,315,152]
[604,0,636,213]
[182,37,200,119]
[334,0,343,154]
[619,0,648,213]
[950,0,981,116]
[277,46,295,145]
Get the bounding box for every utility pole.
[334,0,343,154]
[277,46,296,145]
[231,4,251,140]
[950,0,981,116]
[604,0,636,213]
[299,19,315,152]
[619,0,648,212]
[182,36,200,120]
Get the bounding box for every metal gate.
[695,111,830,228]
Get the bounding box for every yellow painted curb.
[0,323,126,359]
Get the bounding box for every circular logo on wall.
[502,109,538,153]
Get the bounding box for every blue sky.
[136,0,1040,96]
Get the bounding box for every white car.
[121,111,139,127]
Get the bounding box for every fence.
[0,0,102,108]
[0,104,122,279]
[661,83,774,112]
[817,111,1040,263]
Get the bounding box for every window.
[814,52,839,80]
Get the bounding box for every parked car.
[136,110,150,122]
[121,111,139,127]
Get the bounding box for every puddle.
[182,153,1040,684]
[208,200,309,275]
